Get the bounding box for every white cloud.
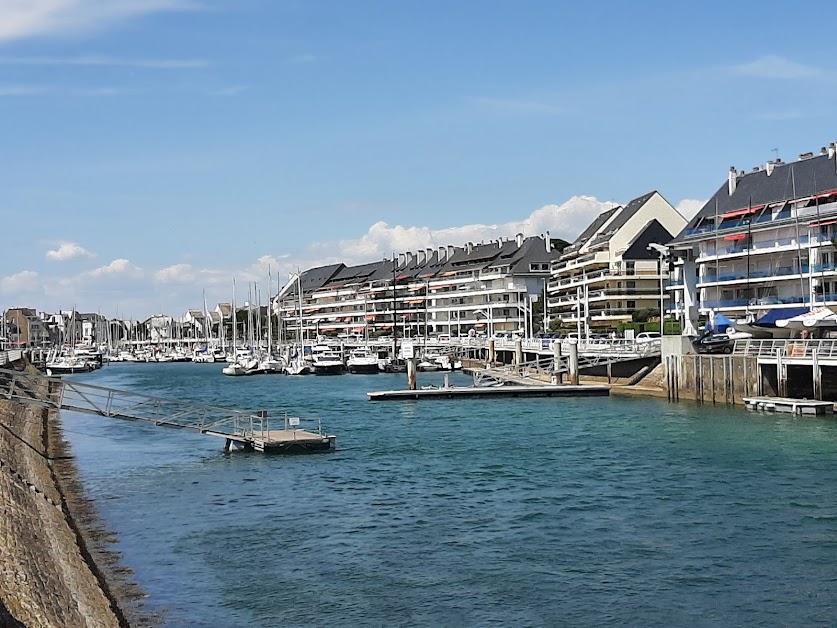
[676,199,706,220]
[0,270,38,293]
[0,0,201,42]
[732,55,822,80]
[0,54,207,68]
[312,196,616,267]
[155,263,195,284]
[87,258,141,278]
[46,241,96,261]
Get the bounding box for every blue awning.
[713,313,735,331]
[753,307,810,328]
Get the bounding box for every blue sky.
[2,0,837,317]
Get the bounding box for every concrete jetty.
[368,384,610,401]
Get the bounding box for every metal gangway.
[0,367,334,453]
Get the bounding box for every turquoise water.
[64,363,837,627]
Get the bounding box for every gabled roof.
[434,242,503,276]
[672,153,837,244]
[503,237,562,273]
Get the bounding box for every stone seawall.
[0,369,134,627]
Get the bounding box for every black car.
[693,333,735,354]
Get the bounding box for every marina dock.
[205,428,336,453]
[368,384,610,401]
[743,396,835,416]
[0,366,336,454]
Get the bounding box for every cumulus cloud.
[313,196,617,266]
[732,55,823,80]
[46,241,96,261]
[0,0,200,42]
[0,270,39,293]
[154,263,195,284]
[87,258,141,278]
[676,199,706,220]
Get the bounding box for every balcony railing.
[733,339,837,359]
[699,266,810,284]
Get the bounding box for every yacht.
[346,348,379,374]
[310,344,344,375]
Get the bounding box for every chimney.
[397,253,406,266]
[447,244,455,258]
[406,251,414,265]
[515,233,524,247]
[545,231,552,252]
[799,151,814,160]
[829,143,836,159]
[466,242,473,255]
[417,250,426,265]
[728,166,737,195]
[438,246,447,262]
[766,161,776,176]
[821,146,828,155]
[426,248,433,264]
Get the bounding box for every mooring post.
[813,351,821,400]
[777,348,785,397]
[552,341,563,384]
[488,339,495,367]
[407,358,417,391]
[568,340,579,385]
[224,438,232,453]
[514,340,523,370]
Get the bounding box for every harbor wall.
[0,366,132,627]
[665,353,760,405]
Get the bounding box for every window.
[627,281,636,289]
[627,300,636,309]
[625,262,635,275]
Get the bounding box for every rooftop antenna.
[771,147,779,161]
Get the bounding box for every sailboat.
[222,280,251,376]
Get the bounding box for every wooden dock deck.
[743,396,835,416]
[368,384,610,401]
[204,428,336,453]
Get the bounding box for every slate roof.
[671,153,837,245]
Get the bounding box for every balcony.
[698,265,810,285]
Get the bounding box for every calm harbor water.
[63,363,837,627]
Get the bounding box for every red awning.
[814,189,837,199]
[723,233,747,241]
[721,206,764,219]
[810,218,837,228]
[474,322,486,326]
[365,315,376,320]
[352,327,364,332]
[395,274,411,280]
[377,324,393,328]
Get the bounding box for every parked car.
[693,333,734,354]
[635,332,661,344]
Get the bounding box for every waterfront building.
[275,234,559,340]
[668,145,837,333]
[3,308,47,348]
[547,191,686,333]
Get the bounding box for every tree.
[632,308,657,323]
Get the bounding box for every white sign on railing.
[401,342,415,359]
[289,416,300,427]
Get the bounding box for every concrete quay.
[0,364,141,627]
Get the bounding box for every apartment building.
[3,308,47,347]
[275,234,559,340]
[547,191,686,332]
[668,145,837,333]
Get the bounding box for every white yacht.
[346,348,379,374]
[310,344,344,375]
